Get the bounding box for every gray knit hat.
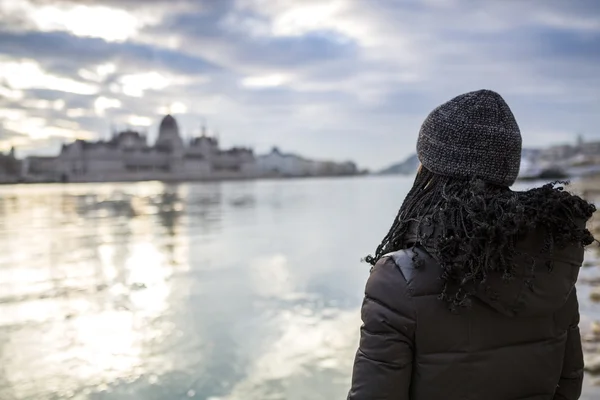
[416,89,522,186]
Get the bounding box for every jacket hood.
[406,219,586,317]
[472,224,584,317]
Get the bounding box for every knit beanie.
[416,89,522,186]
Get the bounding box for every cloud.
[127,115,153,127]
[94,96,121,116]
[0,0,598,169]
[0,30,221,77]
[0,59,99,95]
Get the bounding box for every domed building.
[156,115,184,153]
[32,114,259,182]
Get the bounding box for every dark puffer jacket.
[348,226,585,400]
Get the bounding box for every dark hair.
[366,166,598,310]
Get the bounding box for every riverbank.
[3,171,369,186]
[569,174,600,393]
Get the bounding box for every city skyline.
[0,0,599,169]
[14,113,360,185]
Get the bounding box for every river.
[0,176,598,399]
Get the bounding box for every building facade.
[0,147,21,183]
[23,115,258,183]
[519,136,600,179]
[534,137,600,167]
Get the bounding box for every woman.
[348,90,597,400]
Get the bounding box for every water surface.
[0,176,598,399]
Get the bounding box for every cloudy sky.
[0,0,599,169]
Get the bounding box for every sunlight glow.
[127,115,153,127]
[0,85,23,100]
[4,118,93,141]
[94,96,122,116]
[21,99,65,111]
[126,242,171,316]
[66,108,95,118]
[97,63,117,78]
[0,139,24,152]
[65,311,143,380]
[0,108,27,121]
[31,4,145,42]
[170,102,188,114]
[0,60,98,95]
[158,102,188,115]
[120,72,171,97]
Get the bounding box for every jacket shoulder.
[365,252,416,327]
[381,247,443,297]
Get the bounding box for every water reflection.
[0,177,598,399]
[0,182,199,399]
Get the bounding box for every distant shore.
[570,174,600,201]
[1,172,369,186]
[571,174,600,242]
